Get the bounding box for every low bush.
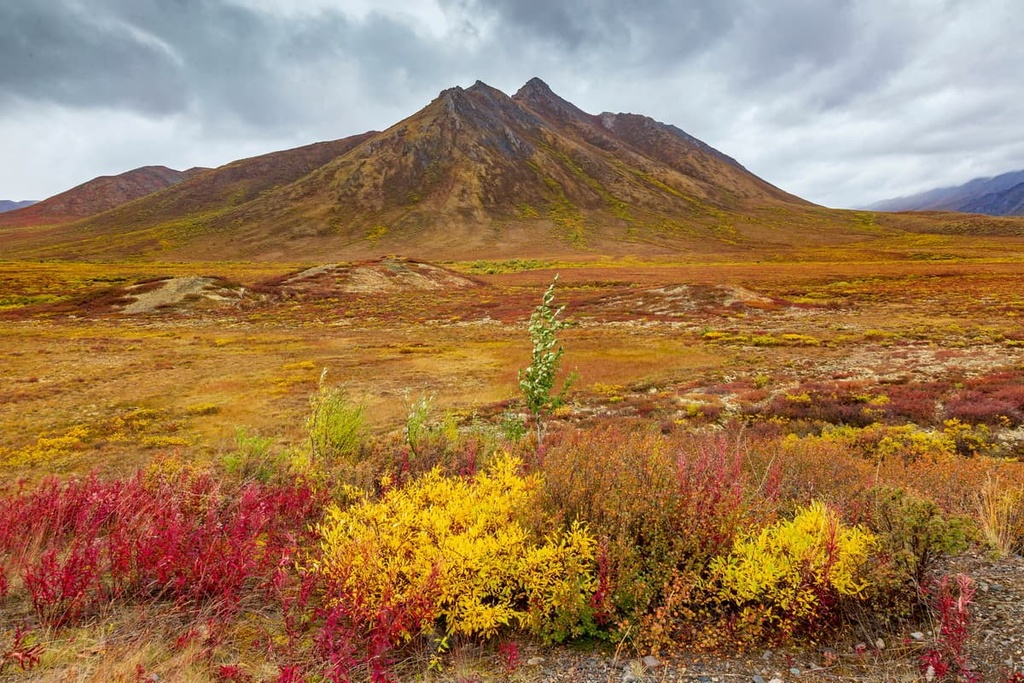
[858,486,971,589]
[944,370,1024,427]
[307,372,366,464]
[1,467,326,628]
[539,427,774,630]
[704,501,875,644]
[311,455,597,650]
[762,381,884,427]
[3,403,1019,678]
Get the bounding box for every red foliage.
[675,436,754,559]
[268,561,440,682]
[216,664,254,682]
[920,574,979,683]
[588,538,615,626]
[944,371,1024,426]
[23,540,101,627]
[0,626,44,673]
[497,640,521,675]
[0,469,326,627]
[883,382,945,425]
[763,381,879,427]
[276,665,308,683]
[312,575,440,683]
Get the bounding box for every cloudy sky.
[1,0,1022,208]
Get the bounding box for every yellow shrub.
[313,455,596,643]
[792,424,958,463]
[1,424,92,468]
[707,501,874,639]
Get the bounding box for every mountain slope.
[869,169,1024,216]
[0,166,208,229]
[163,78,814,259]
[76,134,377,236]
[2,78,936,262]
[958,181,1024,216]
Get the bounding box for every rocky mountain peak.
[516,77,554,97]
[511,78,587,122]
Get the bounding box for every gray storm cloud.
[0,0,450,129]
[0,0,1022,207]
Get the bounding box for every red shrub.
[883,383,944,425]
[763,381,878,427]
[1,469,326,627]
[311,570,440,683]
[675,436,754,560]
[216,664,254,682]
[944,372,1024,426]
[920,574,979,683]
[276,665,308,683]
[23,540,102,627]
[0,626,43,673]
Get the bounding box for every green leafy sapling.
[519,275,576,446]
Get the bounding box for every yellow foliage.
[313,455,596,643]
[707,501,874,636]
[779,333,822,347]
[0,424,92,468]
[788,424,960,463]
[185,402,220,416]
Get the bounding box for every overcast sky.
[1,0,1022,208]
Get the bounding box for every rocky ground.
[489,553,1024,683]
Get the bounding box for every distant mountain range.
[0,165,209,229]
[0,200,37,213]
[2,78,1022,261]
[868,169,1024,216]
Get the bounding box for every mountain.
[0,200,37,213]
[4,78,972,262]
[74,134,377,235]
[868,169,1024,216]
[203,78,810,260]
[0,165,209,229]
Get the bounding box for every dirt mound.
[587,283,780,317]
[280,258,481,296]
[120,276,242,314]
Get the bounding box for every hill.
[0,200,37,213]
[0,165,209,229]
[4,79,1023,261]
[868,169,1024,216]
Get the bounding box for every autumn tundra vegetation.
[1,255,1023,683]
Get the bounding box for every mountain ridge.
[0,165,209,228]
[0,200,37,213]
[5,77,1018,262]
[868,169,1024,216]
